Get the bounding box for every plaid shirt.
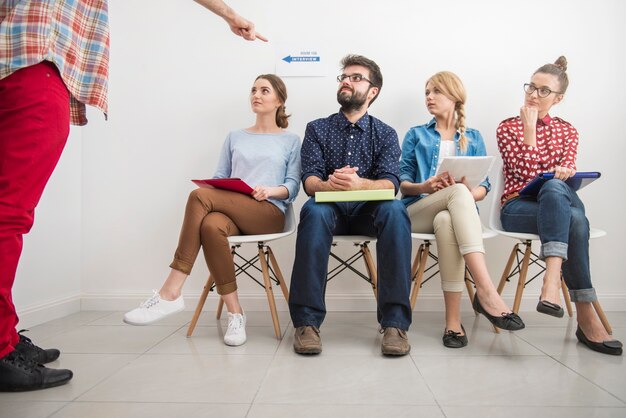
[0,0,109,126]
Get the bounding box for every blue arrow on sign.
[282,55,320,63]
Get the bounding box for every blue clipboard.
[519,171,601,196]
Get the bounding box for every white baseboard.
[15,292,626,329]
[81,291,626,312]
[16,293,82,329]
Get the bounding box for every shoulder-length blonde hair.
[427,71,469,152]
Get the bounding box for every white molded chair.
[186,204,297,339]
[328,236,378,298]
[489,161,611,333]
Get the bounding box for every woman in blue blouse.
[123,75,301,346]
[400,71,524,347]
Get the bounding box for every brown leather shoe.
[381,327,410,356]
[293,326,322,355]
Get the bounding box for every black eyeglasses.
[524,83,563,98]
[337,73,375,85]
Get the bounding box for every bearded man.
[288,54,412,356]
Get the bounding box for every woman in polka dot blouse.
[497,56,622,355]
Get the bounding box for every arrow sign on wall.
[282,55,321,63]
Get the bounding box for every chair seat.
[226,205,297,244]
[187,205,296,339]
[494,227,606,242]
[332,235,376,243]
[227,229,293,244]
[411,227,497,242]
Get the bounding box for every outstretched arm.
[193,0,267,41]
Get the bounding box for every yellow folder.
[314,189,395,203]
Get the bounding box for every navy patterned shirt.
[301,111,401,194]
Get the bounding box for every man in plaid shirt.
[0,0,264,392]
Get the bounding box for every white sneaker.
[224,311,247,346]
[123,290,184,325]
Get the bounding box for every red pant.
[0,62,70,358]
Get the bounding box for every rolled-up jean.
[500,179,596,303]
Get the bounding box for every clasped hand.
[328,166,362,190]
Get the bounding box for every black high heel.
[472,292,525,331]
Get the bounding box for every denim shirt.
[400,118,491,206]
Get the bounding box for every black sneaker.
[0,350,73,392]
[15,330,60,364]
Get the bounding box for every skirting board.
[16,293,82,329]
[82,292,626,313]
[15,292,626,329]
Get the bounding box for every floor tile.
[413,356,623,407]
[50,402,249,418]
[442,406,626,418]
[275,323,381,356]
[77,354,272,403]
[557,353,626,402]
[515,326,625,357]
[19,311,113,342]
[148,326,283,355]
[0,354,138,402]
[89,311,193,327]
[0,401,66,418]
[255,355,435,405]
[247,404,444,418]
[196,310,292,328]
[39,325,181,354]
[408,324,543,356]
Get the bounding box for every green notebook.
[315,189,395,203]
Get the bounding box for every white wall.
[19,0,626,320]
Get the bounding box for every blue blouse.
[214,130,301,213]
[400,118,490,206]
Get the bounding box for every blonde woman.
[400,71,524,348]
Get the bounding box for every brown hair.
[255,74,291,128]
[341,54,383,106]
[427,71,469,152]
[534,56,569,93]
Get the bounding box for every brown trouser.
[170,188,284,295]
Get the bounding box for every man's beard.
[337,87,369,113]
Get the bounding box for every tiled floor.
[1,310,625,418]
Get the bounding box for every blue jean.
[500,179,596,302]
[289,198,412,330]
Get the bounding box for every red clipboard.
[191,178,254,195]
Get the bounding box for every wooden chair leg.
[187,275,215,337]
[259,247,281,339]
[267,247,289,303]
[410,242,429,309]
[362,243,378,300]
[512,242,532,313]
[561,277,573,317]
[593,301,613,335]
[497,244,518,295]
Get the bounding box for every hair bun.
[554,56,568,72]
